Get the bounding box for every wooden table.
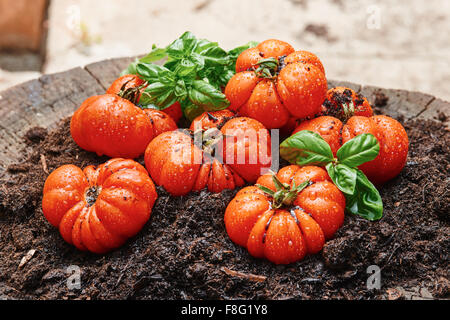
[0,57,448,176]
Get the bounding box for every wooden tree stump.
[0,56,448,176]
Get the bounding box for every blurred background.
[0,0,449,101]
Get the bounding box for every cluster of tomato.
[42,39,408,264]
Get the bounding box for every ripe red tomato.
[321,86,373,120]
[293,88,409,184]
[145,111,271,196]
[106,74,145,97]
[189,109,235,131]
[224,165,345,264]
[225,39,327,129]
[42,158,157,253]
[72,74,181,159]
[107,74,183,123]
[71,93,177,158]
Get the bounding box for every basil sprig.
[121,32,258,120]
[280,131,383,221]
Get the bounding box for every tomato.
[225,39,327,129]
[145,111,271,196]
[71,93,177,158]
[221,117,272,182]
[106,74,146,97]
[321,87,373,121]
[42,158,157,253]
[190,109,235,131]
[224,165,345,264]
[156,102,183,124]
[293,89,409,184]
[107,74,183,123]
[72,74,181,158]
[342,115,409,185]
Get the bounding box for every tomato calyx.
[117,80,149,106]
[321,89,366,123]
[85,186,102,207]
[257,172,311,209]
[253,57,280,79]
[193,127,223,158]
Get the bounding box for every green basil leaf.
[189,52,205,69]
[337,133,380,168]
[345,169,383,221]
[166,31,198,59]
[136,63,170,83]
[196,38,219,52]
[188,80,230,111]
[280,130,335,166]
[228,41,259,61]
[174,80,188,101]
[163,59,179,70]
[326,163,357,195]
[199,46,229,66]
[120,59,139,76]
[140,47,167,63]
[182,102,205,121]
[145,82,177,110]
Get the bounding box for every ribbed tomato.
[225,39,327,129]
[107,74,183,123]
[321,86,373,120]
[70,93,177,158]
[145,111,271,196]
[42,158,157,253]
[224,165,345,264]
[189,109,235,131]
[293,88,409,185]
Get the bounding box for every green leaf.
[140,47,167,63]
[120,59,139,76]
[196,38,219,51]
[143,81,178,110]
[199,46,229,66]
[326,163,357,195]
[337,133,380,167]
[345,169,383,221]
[280,130,335,166]
[174,80,188,101]
[188,80,230,111]
[166,31,198,59]
[182,102,205,121]
[136,63,170,83]
[228,41,259,61]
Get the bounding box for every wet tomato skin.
[342,115,409,185]
[70,94,177,159]
[145,111,271,196]
[225,39,327,129]
[284,50,326,74]
[293,91,409,185]
[321,87,373,120]
[221,117,272,183]
[190,109,235,131]
[107,74,183,123]
[293,115,343,155]
[276,62,327,119]
[144,130,245,196]
[106,74,145,96]
[42,158,157,253]
[224,165,345,265]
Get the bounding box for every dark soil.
[0,114,448,300]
